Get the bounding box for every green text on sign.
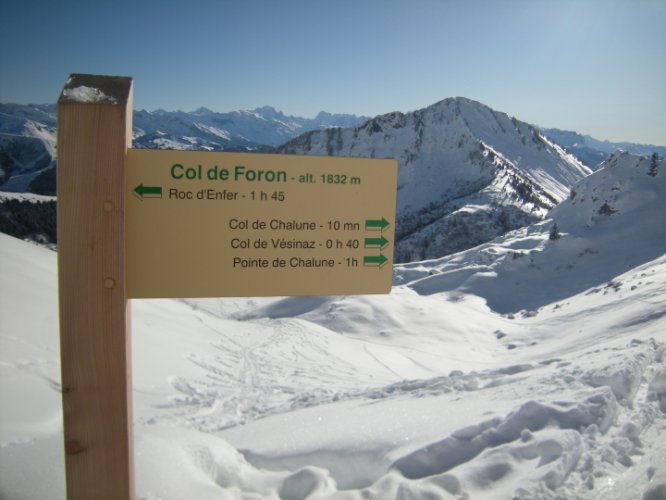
[125,149,398,298]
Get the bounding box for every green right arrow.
[365,217,390,231]
[364,236,389,250]
[133,184,163,200]
[363,254,388,268]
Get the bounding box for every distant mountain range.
[0,100,663,259]
[0,103,367,193]
[541,127,666,170]
[133,105,367,151]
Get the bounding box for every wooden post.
[57,74,134,500]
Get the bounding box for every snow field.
[1,151,665,498]
[2,228,664,498]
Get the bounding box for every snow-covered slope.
[0,104,56,193]
[1,153,665,499]
[279,98,591,261]
[396,151,666,315]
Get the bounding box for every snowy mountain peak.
[253,105,281,118]
[279,97,591,261]
[192,106,214,115]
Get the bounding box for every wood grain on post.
[57,74,134,500]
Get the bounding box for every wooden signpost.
[56,74,397,499]
[57,75,134,499]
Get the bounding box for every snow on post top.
[58,74,132,105]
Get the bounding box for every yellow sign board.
[125,149,397,298]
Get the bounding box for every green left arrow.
[133,184,162,200]
[364,236,389,250]
[363,254,388,268]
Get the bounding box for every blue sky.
[1,0,664,145]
